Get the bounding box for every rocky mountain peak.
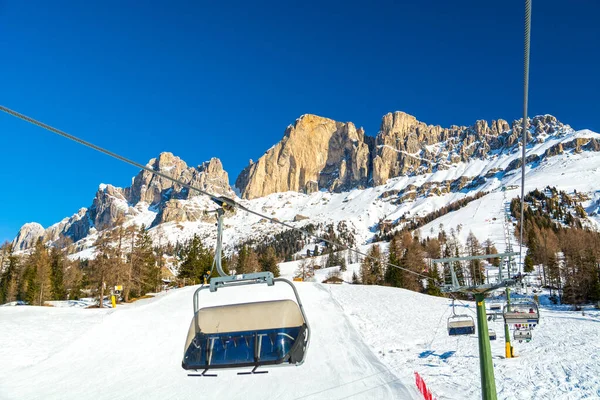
[235,114,371,199]
[13,152,235,252]
[12,222,45,251]
[237,111,580,194]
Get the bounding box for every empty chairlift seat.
[183,299,308,370]
[488,329,497,341]
[447,315,475,336]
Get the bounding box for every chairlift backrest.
[513,329,532,342]
[447,315,475,336]
[182,274,310,372]
[503,301,539,325]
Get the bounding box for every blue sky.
[1,0,598,243]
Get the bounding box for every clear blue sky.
[1,0,598,243]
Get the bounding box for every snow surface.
[2,260,600,399]
[0,282,418,400]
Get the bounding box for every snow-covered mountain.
[12,111,600,257]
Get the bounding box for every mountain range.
[12,111,600,255]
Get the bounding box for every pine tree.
[482,239,500,267]
[50,247,67,300]
[295,258,309,280]
[384,234,404,288]
[0,244,19,304]
[178,235,212,284]
[236,246,250,274]
[524,253,535,273]
[91,230,115,307]
[426,266,442,296]
[260,247,280,277]
[400,232,424,292]
[360,245,384,285]
[136,226,158,294]
[246,247,260,273]
[23,238,52,305]
[351,270,359,284]
[339,250,347,272]
[466,231,484,285]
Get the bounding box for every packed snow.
[1,262,599,399]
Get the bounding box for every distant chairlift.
[488,329,497,341]
[503,300,540,328]
[448,300,475,336]
[487,302,503,322]
[513,328,532,343]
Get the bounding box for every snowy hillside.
[1,265,599,399]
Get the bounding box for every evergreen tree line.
[177,234,282,283]
[0,223,160,306]
[356,227,499,298]
[511,188,600,304]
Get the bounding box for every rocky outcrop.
[235,114,372,199]
[125,153,232,205]
[155,199,205,224]
[370,113,573,185]
[235,112,584,197]
[90,184,129,231]
[43,208,91,246]
[12,222,45,251]
[14,153,235,251]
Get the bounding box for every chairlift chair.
[447,300,475,336]
[488,329,497,341]
[181,202,310,375]
[487,302,503,322]
[503,300,539,327]
[182,272,310,373]
[513,328,532,343]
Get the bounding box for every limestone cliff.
[235,114,372,199]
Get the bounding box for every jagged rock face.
[236,112,578,194]
[156,199,205,224]
[125,153,233,205]
[371,112,571,186]
[43,208,91,246]
[14,152,235,251]
[89,184,129,231]
[12,222,45,251]
[235,114,372,199]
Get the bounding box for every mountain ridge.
[11,111,600,254]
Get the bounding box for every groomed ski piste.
[1,258,600,400]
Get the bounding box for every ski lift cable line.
[518,0,532,270]
[0,105,435,283]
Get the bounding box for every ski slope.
[2,272,600,399]
[0,282,417,400]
